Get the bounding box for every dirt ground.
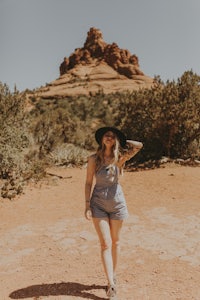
[0,163,200,300]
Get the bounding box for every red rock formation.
[59,27,144,78]
[59,57,69,75]
[83,27,106,58]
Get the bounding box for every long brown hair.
[95,137,121,172]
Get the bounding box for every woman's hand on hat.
[126,140,143,149]
[118,139,143,166]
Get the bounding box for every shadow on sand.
[9,281,107,300]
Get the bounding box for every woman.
[84,127,143,299]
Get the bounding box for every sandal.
[106,284,117,299]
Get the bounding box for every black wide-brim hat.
[95,127,126,148]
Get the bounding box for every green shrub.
[29,70,200,173]
[49,143,90,166]
[0,83,29,177]
[30,107,76,157]
[113,71,200,161]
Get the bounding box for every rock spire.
[59,27,144,79]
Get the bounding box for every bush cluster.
[30,71,200,162]
[114,71,200,162]
[0,84,29,174]
[1,70,200,198]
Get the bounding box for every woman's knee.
[112,239,120,249]
[101,238,112,251]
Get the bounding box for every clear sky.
[1,0,200,91]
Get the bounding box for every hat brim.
[95,127,126,148]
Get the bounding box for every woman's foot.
[106,284,117,299]
[113,274,117,285]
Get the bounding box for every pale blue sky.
[1,0,200,91]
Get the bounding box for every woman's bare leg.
[110,219,123,279]
[92,217,115,286]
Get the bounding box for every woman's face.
[102,131,116,147]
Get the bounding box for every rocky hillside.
[35,27,154,98]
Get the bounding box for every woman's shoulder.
[86,154,97,173]
[87,153,97,163]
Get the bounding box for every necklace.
[104,156,113,164]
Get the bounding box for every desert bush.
[113,71,200,161]
[29,91,118,152]
[0,83,52,198]
[29,70,200,169]
[0,83,32,198]
[31,107,76,157]
[49,143,90,166]
[0,83,29,177]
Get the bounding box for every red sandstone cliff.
[36,27,154,98]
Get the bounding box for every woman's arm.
[118,140,143,167]
[84,155,96,220]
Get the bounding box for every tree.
[113,71,200,161]
[0,82,29,177]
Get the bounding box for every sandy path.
[0,164,200,300]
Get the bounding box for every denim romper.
[90,164,128,220]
